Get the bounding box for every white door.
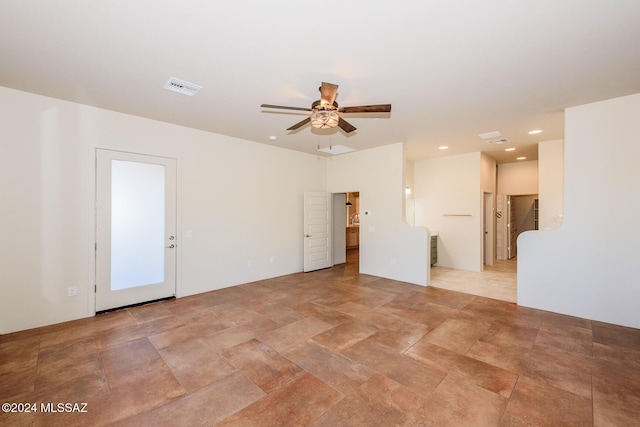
[96,149,177,311]
[303,191,332,272]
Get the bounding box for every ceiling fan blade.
[339,104,392,113]
[287,117,311,131]
[338,117,357,133]
[320,82,339,106]
[261,104,312,112]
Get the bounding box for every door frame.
[89,148,182,315]
[331,191,360,270]
[483,192,495,267]
[507,195,516,259]
[304,191,362,272]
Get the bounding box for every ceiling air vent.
[164,77,202,96]
[487,138,509,145]
[478,131,502,139]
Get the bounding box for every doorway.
[329,192,360,269]
[304,191,360,273]
[95,149,177,312]
[483,192,494,267]
[345,192,360,269]
[504,194,538,260]
[328,191,360,278]
[345,192,360,248]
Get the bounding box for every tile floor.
[431,258,517,303]
[1,250,639,426]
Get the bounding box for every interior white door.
[303,191,332,272]
[96,149,177,311]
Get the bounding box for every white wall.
[518,93,640,329]
[497,160,538,195]
[405,159,415,197]
[405,159,416,225]
[332,193,347,265]
[538,139,564,230]
[327,144,429,286]
[414,152,482,272]
[0,86,326,333]
[481,153,497,194]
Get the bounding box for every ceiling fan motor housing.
[312,100,339,111]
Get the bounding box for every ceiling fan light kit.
[310,109,340,129]
[261,82,391,134]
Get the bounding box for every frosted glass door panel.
[96,149,176,312]
[110,160,165,290]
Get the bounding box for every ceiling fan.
[261,82,391,133]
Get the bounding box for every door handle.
[165,244,175,248]
[305,234,312,238]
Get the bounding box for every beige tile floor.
[1,251,639,426]
[430,258,517,303]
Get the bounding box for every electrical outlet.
[67,286,78,297]
[247,260,253,267]
[269,257,275,264]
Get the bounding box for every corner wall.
[327,144,429,285]
[518,93,640,328]
[538,139,564,230]
[414,152,483,272]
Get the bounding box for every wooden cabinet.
[346,227,359,249]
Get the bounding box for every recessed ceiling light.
[517,156,527,160]
[268,135,277,141]
[528,130,543,135]
[438,146,448,150]
[505,148,516,152]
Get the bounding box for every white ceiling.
[2,1,640,164]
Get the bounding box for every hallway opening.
[430,257,516,302]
